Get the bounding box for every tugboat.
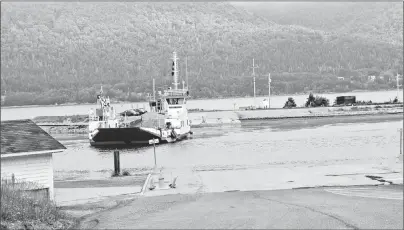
[88,51,192,146]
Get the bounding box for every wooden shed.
[1,119,66,200]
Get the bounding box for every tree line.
[1,2,402,106]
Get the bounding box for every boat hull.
[89,127,190,147]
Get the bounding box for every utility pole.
[250,58,259,107]
[268,73,271,109]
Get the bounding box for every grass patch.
[122,170,131,176]
[1,179,75,230]
[111,171,120,177]
[111,170,131,177]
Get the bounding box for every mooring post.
[11,173,15,187]
[114,150,120,176]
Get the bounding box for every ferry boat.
[88,52,193,146]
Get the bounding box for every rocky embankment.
[36,104,403,134]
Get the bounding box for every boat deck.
[126,112,166,129]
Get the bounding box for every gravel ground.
[77,185,403,229]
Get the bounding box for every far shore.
[35,104,403,135]
[1,89,399,109]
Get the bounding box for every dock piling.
[114,150,121,176]
[11,173,15,187]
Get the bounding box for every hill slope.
[231,2,403,46]
[1,2,403,106]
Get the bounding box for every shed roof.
[1,119,66,155]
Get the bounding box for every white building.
[261,99,270,109]
[1,119,66,200]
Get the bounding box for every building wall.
[1,152,54,200]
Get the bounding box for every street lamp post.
[149,138,159,170]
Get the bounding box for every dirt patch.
[365,175,393,185]
[67,194,142,229]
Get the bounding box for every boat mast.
[186,56,189,90]
[172,51,179,90]
[153,78,156,101]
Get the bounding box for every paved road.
[79,185,403,229]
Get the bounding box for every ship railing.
[163,89,188,97]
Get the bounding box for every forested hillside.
[232,2,403,45]
[1,2,403,106]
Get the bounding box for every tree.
[305,93,329,107]
[283,97,297,108]
[393,96,399,103]
[0,2,402,106]
[305,93,316,107]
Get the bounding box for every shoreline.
[1,89,399,109]
[36,105,403,135]
[238,111,404,121]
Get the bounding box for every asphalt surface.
[79,185,403,229]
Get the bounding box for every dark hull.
[90,127,163,146]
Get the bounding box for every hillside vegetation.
[232,2,403,45]
[1,2,403,106]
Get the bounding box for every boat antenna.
[172,51,179,90]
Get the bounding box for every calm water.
[53,114,403,181]
[1,90,401,121]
